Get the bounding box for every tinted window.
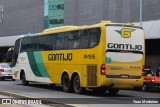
[63,35,68,49]
[19,28,100,52]
[14,38,21,54]
[79,28,100,48]
[79,30,89,48]
[37,35,55,51]
[52,34,57,50]
[67,31,80,49]
[89,28,100,47]
[21,37,36,52]
[56,33,64,50]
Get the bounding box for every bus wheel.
[73,75,84,94]
[108,88,119,95]
[22,73,29,86]
[62,74,71,92]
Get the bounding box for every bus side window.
[21,38,28,52]
[79,30,89,48]
[67,31,80,49]
[36,35,55,51]
[52,34,57,50]
[63,34,68,50]
[56,33,64,50]
[21,37,36,52]
[28,37,36,51]
[44,35,55,50]
[89,28,100,48]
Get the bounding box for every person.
[155,64,160,76]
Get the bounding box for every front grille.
[87,65,97,86]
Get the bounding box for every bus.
[11,21,145,95]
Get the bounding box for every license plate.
[120,74,129,78]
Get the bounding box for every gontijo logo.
[13,71,19,78]
[115,28,135,38]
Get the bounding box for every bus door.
[11,38,21,79]
[12,38,21,67]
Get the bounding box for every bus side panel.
[41,47,104,87]
[96,25,113,87]
[18,52,52,83]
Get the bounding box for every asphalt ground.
[0,80,160,107]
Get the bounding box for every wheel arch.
[61,70,81,85]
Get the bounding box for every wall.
[64,0,160,25]
[0,0,44,37]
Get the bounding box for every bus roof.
[41,21,109,35]
[13,21,143,41]
[39,21,142,35]
[43,26,79,32]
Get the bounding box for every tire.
[73,75,84,94]
[62,74,72,92]
[108,88,119,95]
[22,73,29,86]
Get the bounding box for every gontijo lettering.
[107,43,142,51]
[48,53,72,61]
